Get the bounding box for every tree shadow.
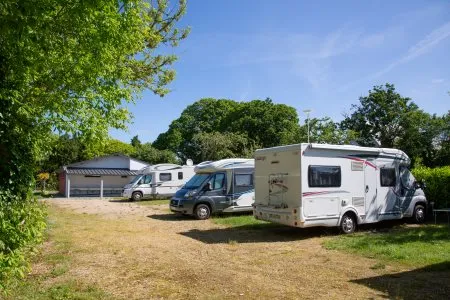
[109,199,133,203]
[351,262,450,299]
[179,225,337,244]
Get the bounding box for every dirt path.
[38,198,416,299]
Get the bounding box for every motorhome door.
[364,162,378,223]
[378,166,401,219]
[202,173,228,211]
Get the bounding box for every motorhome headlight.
[185,190,197,198]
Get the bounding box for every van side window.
[308,166,341,187]
[178,172,183,180]
[380,168,396,186]
[210,173,225,190]
[159,173,172,182]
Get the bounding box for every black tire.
[340,213,356,234]
[131,192,143,201]
[413,204,426,224]
[194,204,211,220]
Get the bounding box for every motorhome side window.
[308,166,341,187]
[159,173,172,182]
[380,168,396,186]
[235,174,253,187]
[178,172,183,180]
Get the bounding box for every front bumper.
[122,190,131,198]
[169,198,194,215]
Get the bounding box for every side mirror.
[203,182,212,192]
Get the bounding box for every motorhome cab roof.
[139,163,193,174]
[194,158,254,173]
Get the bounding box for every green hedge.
[412,166,450,209]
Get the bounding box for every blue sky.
[110,0,450,144]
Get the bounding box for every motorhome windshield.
[184,174,210,189]
[129,175,144,185]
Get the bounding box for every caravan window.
[308,166,341,187]
[235,174,253,187]
[178,172,183,180]
[380,168,396,186]
[159,173,172,182]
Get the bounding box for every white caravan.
[253,143,428,233]
[170,158,255,219]
[122,161,195,201]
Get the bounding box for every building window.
[308,165,341,187]
[121,176,128,178]
[159,173,172,182]
[380,168,396,187]
[178,172,183,180]
[85,175,101,178]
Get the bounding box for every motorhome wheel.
[131,192,143,201]
[195,204,211,220]
[413,205,425,224]
[340,213,356,234]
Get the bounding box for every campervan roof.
[195,159,254,173]
[255,143,410,164]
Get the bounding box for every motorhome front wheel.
[195,204,211,220]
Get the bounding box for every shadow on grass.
[179,225,337,244]
[148,213,194,221]
[351,262,450,299]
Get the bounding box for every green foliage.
[323,225,450,267]
[212,214,269,228]
[341,83,420,147]
[0,198,47,291]
[412,166,450,209]
[131,135,142,148]
[191,132,258,162]
[308,117,358,144]
[131,142,178,164]
[153,98,302,161]
[341,84,449,167]
[0,0,188,291]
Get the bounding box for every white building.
[58,155,149,198]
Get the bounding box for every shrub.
[412,166,450,209]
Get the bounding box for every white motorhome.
[122,161,195,201]
[253,143,427,233]
[170,158,255,219]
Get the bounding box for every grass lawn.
[212,213,268,227]
[323,224,450,268]
[4,206,114,300]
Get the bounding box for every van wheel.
[131,192,143,201]
[195,204,211,220]
[340,213,356,234]
[413,205,426,224]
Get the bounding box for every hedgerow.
[412,166,450,209]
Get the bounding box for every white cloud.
[431,78,445,84]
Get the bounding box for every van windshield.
[184,174,210,189]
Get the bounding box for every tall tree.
[340,84,419,147]
[153,98,301,160]
[131,135,142,148]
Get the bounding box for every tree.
[307,117,357,144]
[132,143,178,164]
[131,135,142,148]
[153,98,301,160]
[340,84,419,148]
[191,132,257,162]
[0,0,188,286]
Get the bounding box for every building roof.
[66,154,149,168]
[66,168,138,176]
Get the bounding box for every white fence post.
[67,176,70,198]
[100,179,103,199]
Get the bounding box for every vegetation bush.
[412,166,450,209]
